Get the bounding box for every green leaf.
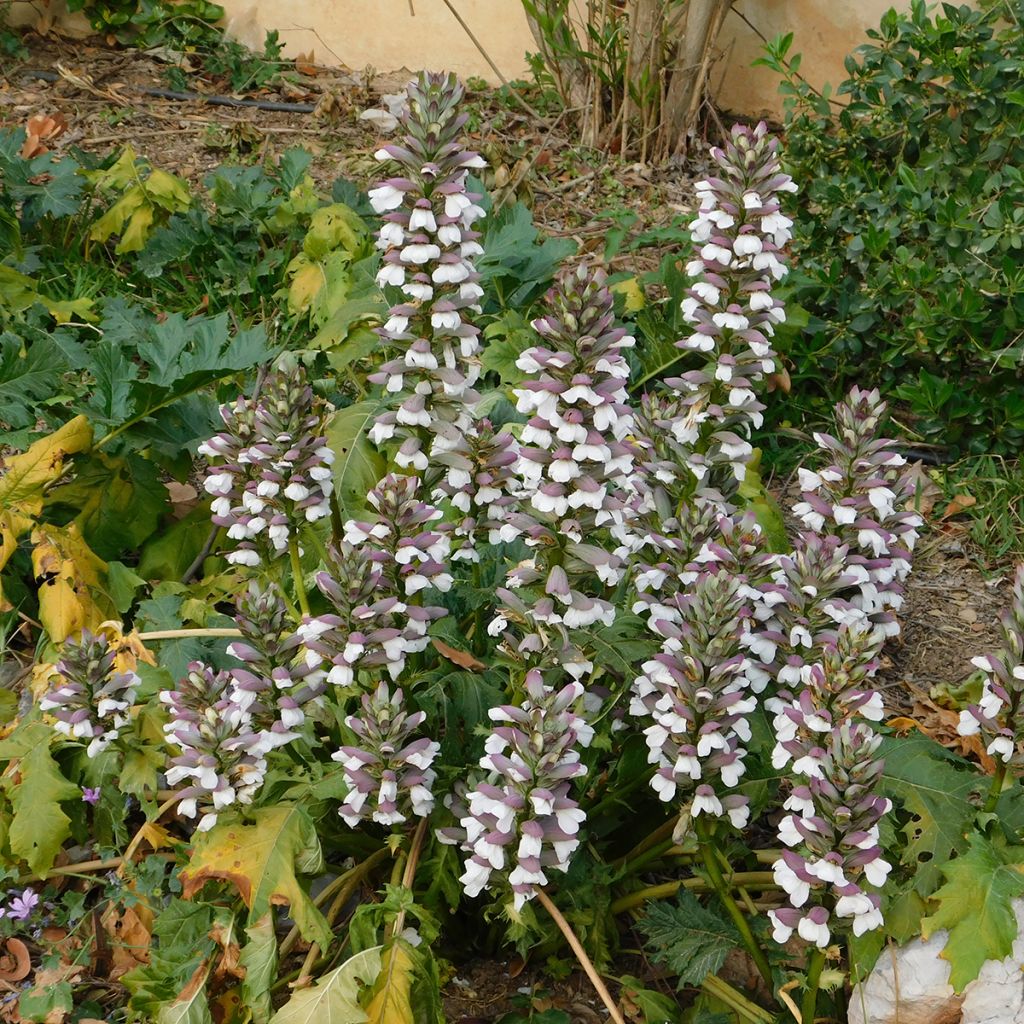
[18,980,74,1023]
[325,401,386,520]
[879,734,982,894]
[480,313,536,386]
[4,723,81,875]
[241,914,278,1024]
[638,891,739,988]
[269,946,382,1024]
[181,804,332,947]
[921,832,1024,992]
[138,508,218,583]
[85,338,139,425]
[0,333,68,430]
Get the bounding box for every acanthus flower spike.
[959,565,1024,766]
[40,630,139,757]
[299,473,451,686]
[792,386,921,636]
[368,71,487,477]
[332,681,440,827]
[630,572,759,830]
[440,671,592,910]
[199,366,334,568]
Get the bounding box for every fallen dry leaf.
[295,50,318,76]
[432,638,487,671]
[101,902,152,978]
[890,695,996,773]
[0,939,30,983]
[941,492,977,519]
[20,113,69,159]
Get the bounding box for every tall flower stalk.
[368,71,487,478]
[491,265,636,678]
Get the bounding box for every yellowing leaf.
[180,805,332,947]
[269,947,382,1024]
[286,256,327,315]
[364,942,415,1024]
[118,202,156,254]
[90,187,146,244]
[31,522,114,641]
[145,168,192,210]
[86,146,140,189]
[610,276,645,312]
[302,203,368,261]
[0,415,93,518]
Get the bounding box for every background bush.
[761,0,1024,454]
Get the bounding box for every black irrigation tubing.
[18,68,318,113]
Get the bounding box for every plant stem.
[388,817,429,942]
[289,538,311,616]
[17,857,122,885]
[120,794,180,867]
[801,948,826,1024]
[136,628,242,641]
[534,887,627,1024]
[702,975,776,1024]
[694,818,774,990]
[612,816,677,870]
[610,872,778,914]
[984,760,1009,812]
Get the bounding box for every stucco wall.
[9,0,905,119]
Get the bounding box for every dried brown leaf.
[432,638,486,671]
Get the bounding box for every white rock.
[850,899,1024,1024]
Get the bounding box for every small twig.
[181,525,219,585]
[136,628,242,641]
[534,887,627,1024]
[17,857,122,885]
[537,168,600,195]
[439,0,549,124]
[120,794,179,868]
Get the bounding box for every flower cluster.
[0,888,38,923]
[959,565,1024,764]
[770,721,891,947]
[228,582,325,740]
[666,121,796,502]
[200,367,333,568]
[441,673,591,910]
[368,71,487,476]
[161,663,272,833]
[332,682,440,827]
[433,417,518,561]
[40,631,139,757]
[300,473,451,686]
[492,266,636,673]
[793,387,921,635]
[630,572,758,829]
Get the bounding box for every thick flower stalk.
[227,582,324,743]
[199,367,333,568]
[666,121,797,502]
[630,572,758,829]
[440,673,592,910]
[332,681,440,827]
[368,71,487,476]
[491,266,635,674]
[432,417,518,562]
[959,565,1024,766]
[769,721,891,947]
[161,663,270,832]
[40,631,139,757]
[793,387,921,635]
[300,473,451,686]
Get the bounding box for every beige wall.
[10,0,903,119]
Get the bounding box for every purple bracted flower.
[199,366,334,568]
[368,71,487,476]
[441,672,592,910]
[160,663,271,833]
[332,682,440,827]
[664,122,797,503]
[770,721,891,948]
[300,474,451,686]
[491,266,636,675]
[959,565,1024,764]
[630,572,760,830]
[793,387,921,636]
[39,631,139,757]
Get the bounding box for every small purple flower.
[81,787,101,805]
[7,889,39,921]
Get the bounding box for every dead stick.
[534,887,626,1024]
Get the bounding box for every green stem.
[701,975,776,1024]
[801,948,826,1024]
[984,760,1009,813]
[612,817,678,870]
[288,538,311,617]
[695,818,774,991]
[610,872,778,915]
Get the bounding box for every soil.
[2,32,1018,1022]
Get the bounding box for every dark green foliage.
[759,0,1024,452]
